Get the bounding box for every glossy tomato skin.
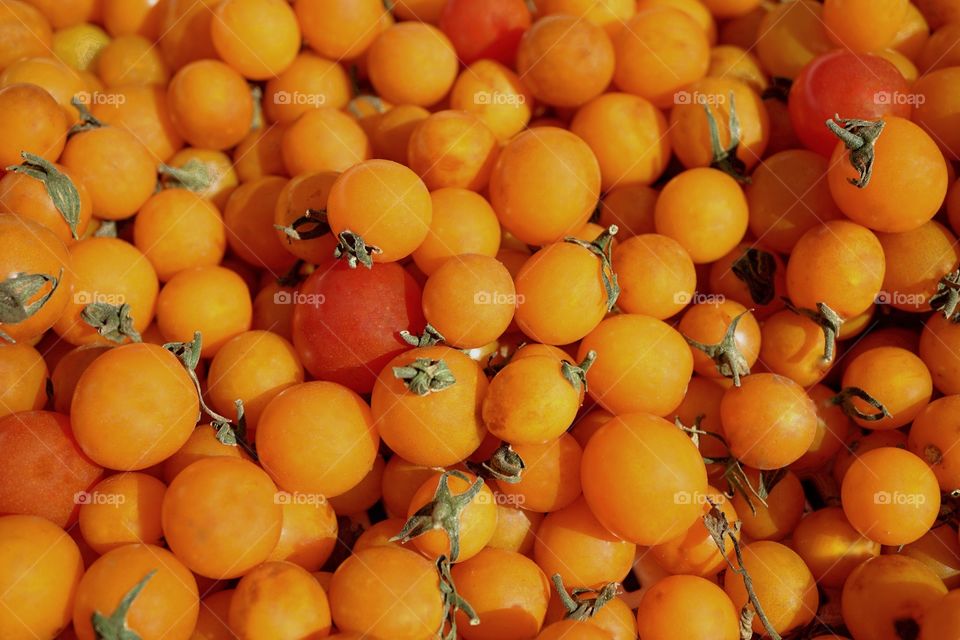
[788,50,910,156]
[291,259,425,394]
[440,0,532,66]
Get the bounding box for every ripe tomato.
[72,343,197,470]
[257,381,379,498]
[731,468,805,541]
[649,486,739,577]
[0,342,47,418]
[328,546,443,639]
[841,447,940,545]
[440,0,531,66]
[292,258,425,394]
[167,59,253,150]
[792,507,880,589]
[613,233,696,319]
[654,167,748,264]
[841,346,932,430]
[489,127,601,246]
[408,110,499,192]
[264,52,350,124]
[0,515,83,640]
[827,117,948,233]
[0,83,66,169]
[162,457,283,579]
[281,108,371,176]
[78,472,165,554]
[759,310,834,387]
[842,554,947,640]
[908,395,960,492]
[228,561,331,638]
[0,161,92,245]
[823,0,908,53]
[533,496,636,588]
[789,51,910,157]
[448,60,534,142]
[294,0,385,61]
[367,23,458,108]
[581,413,708,544]
[679,299,760,382]
[96,35,169,87]
[579,314,693,417]
[412,188,501,276]
[637,575,739,640]
[723,541,819,637]
[266,495,338,571]
[755,0,832,79]
[877,220,959,312]
[517,15,614,108]
[495,434,582,513]
[211,0,300,80]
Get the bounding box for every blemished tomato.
[374,345,487,466]
[909,395,960,492]
[841,346,932,430]
[842,554,947,640]
[491,127,601,247]
[789,51,910,158]
[292,258,425,394]
[517,15,614,109]
[71,343,198,470]
[72,544,198,640]
[581,412,708,545]
[440,0,532,66]
[78,472,166,554]
[329,546,444,639]
[228,561,331,639]
[637,575,740,640]
[570,92,671,190]
[0,411,103,527]
[163,457,283,579]
[613,8,710,108]
[257,381,379,498]
[841,447,940,546]
[828,117,948,234]
[0,515,83,640]
[654,167,748,264]
[579,313,693,417]
[533,496,636,588]
[720,373,818,470]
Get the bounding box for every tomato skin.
[440,0,531,66]
[291,259,425,395]
[789,51,911,157]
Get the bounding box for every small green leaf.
[0,270,61,325]
[163,331,203,372]
[158,160,213,193]
[80,302,142,344]
[91,569,156,640]
[8,152,82,239]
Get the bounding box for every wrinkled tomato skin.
[440,0,532,66]
[788,50,911,157]
[292,260,425,394]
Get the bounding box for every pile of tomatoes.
[3,0,960,638]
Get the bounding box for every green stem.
[564,225,620,311]
[436,555,479,640]
[561,350,596,392]
[705,92,750,184]
[400,324,445,347]
[683,310,752,387]
[80,302,142,344]
[274,208,330,242]
[91,570,155,640]
[158,160,214,193]
[551,574,621,621]
[393,358,456,395]
[782,299,841,363]
[0,269,62,325]
[7,152,82,239]
[930,269,960,322]
[334,230,381,269]
[731,248,777,306]
[69,96,104,136]
[825,115,885,188]
[466,443,525,484]
[831,387,891,422]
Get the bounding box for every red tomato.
[439,0,532,66]
[291,259,425,394]
[788,50,911,157]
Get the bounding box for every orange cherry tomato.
[731,468,805,541]
[759,310,833,387]
[412,188,501,276]
[211,0,301,80]
[533,496,636,588]
[841,346,932,430]
[613,233,696,319]
[649,485,739,577]
[0,341,47,419]
[266,494,338,571]
[448,60,534,142]
[495,434,582,513]
[263,52,351,124]
[792,506,880,589]
[823,0,908,53]
[637,575,740,640]
[96,35,169,87]
[909,395,960,492]
[0,161,92,244]
[755,0,832,79]
[224,176,299,273]
[71,342,198,470]
[405,471,498,562]
[678,299,760,381]
[581,412,708,544]
[162,457,283,579]
[281,108,372,176]
[228,561,331,638]
[517,15,614,108]
[489,127,600,247]
[167,59,253,150]
[913,67,960,162]
[0,515,83,640]
[367,22,458,107]
[654,167,748,264]
[0,2,52,71]
[407,110,499,192]
[78,472,166,554]
[294,0,385,61]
